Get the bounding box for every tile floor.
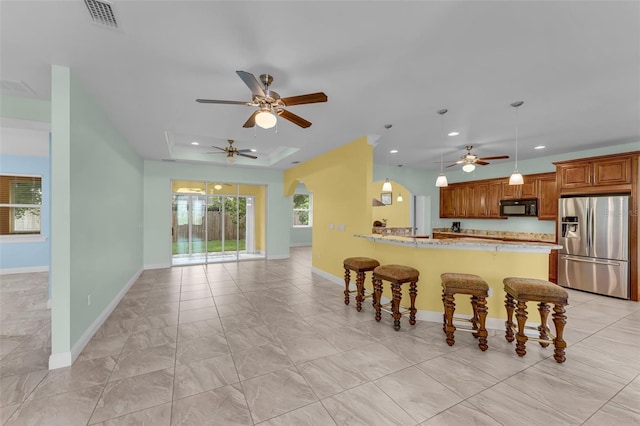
[1,247,639,425]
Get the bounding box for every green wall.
[375,142,640,235]
[51,66,143,358]
[143,161,290,267]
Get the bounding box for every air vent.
[0,80,36,96]
[84,0,118,28]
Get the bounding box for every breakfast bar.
[354,233,562,328]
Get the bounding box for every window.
[0,175,42,235]
[293,193,312,227]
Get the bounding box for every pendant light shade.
[382,178,392,192]
[382,124,393,192]
[435,173,448,187]
[434,109,449,187]
[397,193,403,202]
[509,101,524,186]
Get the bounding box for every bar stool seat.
[372,265,419,330]
[503,277,569,363]
[343,257,380,311]
[440,273,489,351]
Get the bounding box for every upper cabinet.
[555,153,635,195]
[500,179,538,200]
[439,172,557,221]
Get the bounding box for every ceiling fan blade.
[478,155,509,161]
[211,146,227,151]
[196,99,249,105]
[445,163,460,168]
[236,71,265,97]
[277,109,312,128]
[237,153,258,159]
[281,92,328,106]
[242,110,259,128]
[206,152,227,155]
[475,160,490,166]
[237,149,253,153]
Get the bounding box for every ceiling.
[1,1,638,171]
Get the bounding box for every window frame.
[0,173,43,239]
[292,193,312,228]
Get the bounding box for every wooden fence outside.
[172,211,246,242]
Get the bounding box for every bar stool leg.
[355,272,365,312]
[470,295,479,336]
[391,283,402,331]
[373,277,383,322]
[505,293,516,342]
[443,292,456,346]
[343,268,351,305]
[552,304,567,363]
[408,281,417,325]
[537,302,550,347]
[515,299,528,357]
[476,296,488,351]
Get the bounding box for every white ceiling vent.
[84,0,118,28]
[0,80,36,96]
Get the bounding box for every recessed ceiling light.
[191,141,199,145]
[448,132,459,136]
[389,149,398,154]
[534,145,546,150]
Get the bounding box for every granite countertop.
[355,233,561,254]
[431,228,556,243]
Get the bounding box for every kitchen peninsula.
[354,233,561,329]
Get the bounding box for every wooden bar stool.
[440,273,489,351]
[372,265,419,330]
[343,257,380,311]
[503,277,569,363]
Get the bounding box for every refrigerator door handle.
[585,201,591,253]
[560,255,621,267]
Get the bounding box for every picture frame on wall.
[381,192,392,205]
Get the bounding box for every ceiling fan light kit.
[509,100,524,186]
[435,109,449,187]
[210,139,258,164]
[255,109,277,129]
[382,124,393,192]
[462,163,476,173]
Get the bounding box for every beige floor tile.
[0,404,20,424]
[258,401,337,426]
[420,401,502,425]
[0,348,49,377]
[416,355,500,399]
[173,353,239,399]
[297,352,369,399]
[322,382,415,426]
[109,343,176,382]
[91,402,171,426]
[177,318,224,341]
[178,307,219,324]
[242,368,317,423]
[171,384,252,425]
[231,343,292,380]
[122,326,177,353]
[176,334,229,366]
[90,369,174,424]
[342,342,411,381]
[6,385,102,426]
[0,369,48,406]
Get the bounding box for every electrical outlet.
[87,294,91,306]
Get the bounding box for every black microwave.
[500,198,538,217]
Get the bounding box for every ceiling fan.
[447,145,509,172]
[209,139,257,164]
[196,70,328,129]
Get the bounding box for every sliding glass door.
[171,181,264,265]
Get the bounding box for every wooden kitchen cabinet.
[533,172,558,221]
[555,154,633,194]
[469,182,489,217]
[487,181,503,218]
[439,185,469,218]
[500,179,537,200]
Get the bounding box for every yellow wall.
[238,184,266,251]
[359,241,549,319]
[370,180,410,227]
[284,137,373,274]
[284,136,549,321]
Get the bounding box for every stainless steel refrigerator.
[558,195,630,299]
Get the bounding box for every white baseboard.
[48,351,72,370]
[0,265,49,275]
[311,267,342,285]
[143,263,171,270]
[48,266,143,370]
[267,254,289,260]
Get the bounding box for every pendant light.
[397,193,403,202]
[509,101,524,185]
[382,124,393,192]
[435,109,449,187]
